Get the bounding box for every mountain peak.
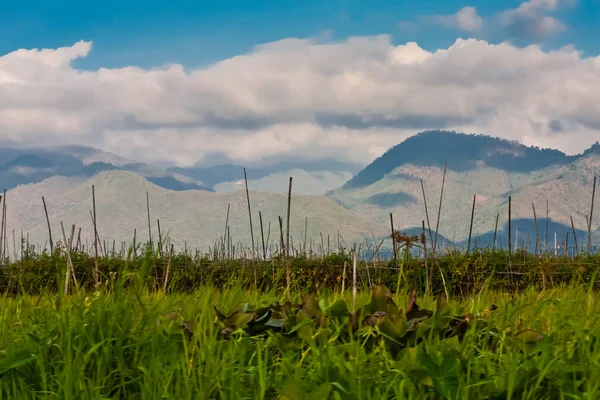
[343,130,571,189]
[582,141,600,157]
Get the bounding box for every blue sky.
[1,0,597,69]
[1,0,600,167]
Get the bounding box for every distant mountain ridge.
[5,170,379,252]
[328,130,600,248]
[0,145,213,192]
[169,159,362,190]
[343,130,582,189]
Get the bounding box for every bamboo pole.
[163,245,174,293]
[390,213,397,262]
[243,168,256,259]
[42,196,54,254]
[259,211,266,260]
[467,194,476,254]
[588,176,596,252]
[493,212,499,250]
[508,196,512,254]
[146,190,152,251]
[285,177,292,299]
[570,216,578,254]
[545,199,549,253]
[92,185,99,285]
[157,219,163,257]
[533,203,541,255]
[433,161,447,256]
[420,179,434,247]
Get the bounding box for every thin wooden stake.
[422,220,429,294]
[146,190,152,251]
[467,194,476,254]
[420,179,434,247]
[545,199,549,253]
[278,216,285,255]
[533,203,541,255]
[132,228,137,261]
[223,203,230,259]
[588,176,596,252]
[163,245,174,293]
[303,217,308,257]
[286,177,292,258]
[259,211,266,260]
[341,261,347,295]
[508,196,512,254]
[390,213,397,262]
[42,196,54,254]
[243,168,256,259]
[61,222,78,295]
[157,219,163,257]
[493,212,499,250]
[285,177,292,299]
[570,216,578,254]
[352,245,357,310]
[92,185,99,285]
[0,192,5,261]
[433,161,447,256]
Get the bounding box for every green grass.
[2,280,600,399]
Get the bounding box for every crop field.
[1,247,600,399]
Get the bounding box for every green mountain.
[5,171,381,254]
[328,131,600,248]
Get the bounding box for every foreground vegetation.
[1,247,600,399]
[2,279,600,399]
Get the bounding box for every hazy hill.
[343,130,574,189]
[328,131,600,247]
[4,171,383,253]
[213,169,353,195]
[0,145,212,192]
[170,159,362,193]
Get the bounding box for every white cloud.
[499,0,565,38]
[1,36,600,167]
[431,6,484,32]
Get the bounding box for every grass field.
[2,267,600,399]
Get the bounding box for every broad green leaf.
[310,383,332,399]
[380,314,407,339]
[326,299,349,317]
[265,319,284,329]
[225,312,254,328]
[370,284,397,314]
[0,350,35,375]
[294,309,315,339]
[280,379,305,400]
[302,294,321,318]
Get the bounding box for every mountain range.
[328,131,600,249]
[4,170,377,254]
[1,130,599,253]
[0,144,212,192]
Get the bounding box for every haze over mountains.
[2,130,599,251]
[5,171,378,252]
[0,144,213,193]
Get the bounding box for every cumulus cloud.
[430,6,484,32]
[498,0,565,39]
[1,35,600,167]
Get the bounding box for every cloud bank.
[1,35,600,166]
